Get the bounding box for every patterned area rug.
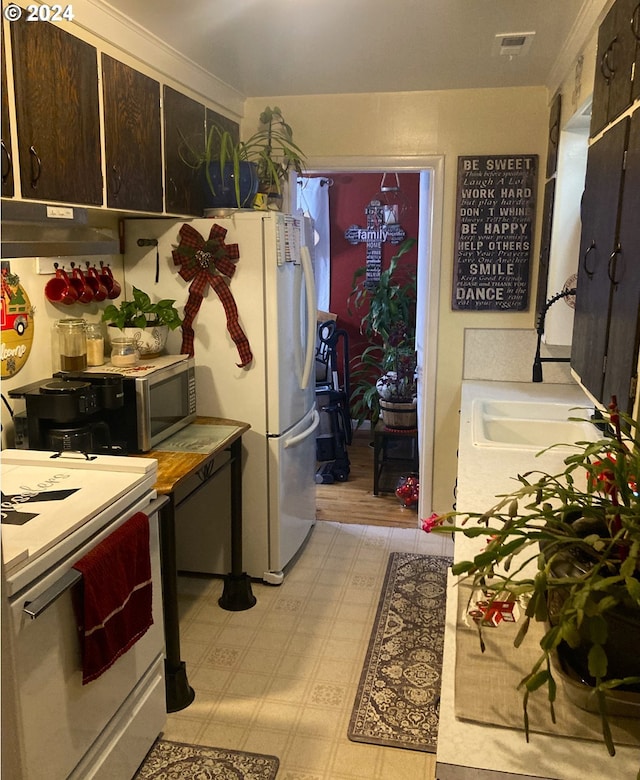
[348,552,452,752]
[133,739,280,779]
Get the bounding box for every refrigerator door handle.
[300,245,318,390]
[284,410,320,449]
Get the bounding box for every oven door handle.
[22,495,167,619]
[22,569,82,619]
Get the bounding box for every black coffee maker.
[10,373,126,454]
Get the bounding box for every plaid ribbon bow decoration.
[172,223,253,367]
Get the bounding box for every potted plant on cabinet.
[348,237,417,428]
[428,398,640,758]
[243,106,306,209]
[179,106,305,212]
[179,125,259,211]
[102,286,182,358]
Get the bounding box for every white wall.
[243,89,550,511]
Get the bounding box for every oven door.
[8,494,166,780]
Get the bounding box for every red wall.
[315,171,420,384]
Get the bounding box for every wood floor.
[315,427,420,529]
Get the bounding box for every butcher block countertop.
[138,417,250,494]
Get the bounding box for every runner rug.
[348,552,452,752]
[133,739,280,779]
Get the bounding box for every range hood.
[1,200,119,258]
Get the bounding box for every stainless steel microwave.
[115,356,197,452]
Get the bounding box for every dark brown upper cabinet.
[10,17,102,205]
[633,2,640,104]
[163,86,205,217]
[1,40,14,197]
[590,0,639,137]
[571,119,628,403]
[601,108,640,411]
[545,92,561,179]
[572,112,640,415]
[102,55,163,213]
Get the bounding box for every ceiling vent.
[493,31,535,58]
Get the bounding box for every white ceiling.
[100,0,601,98]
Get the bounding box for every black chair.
[315,321,352,482]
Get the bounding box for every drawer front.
[172,449,232,506]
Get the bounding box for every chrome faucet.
[532,287,577,382]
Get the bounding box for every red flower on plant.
[421,512,443,533]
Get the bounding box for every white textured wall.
[243,89,551,511]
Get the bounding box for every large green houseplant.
[428,398,640,759]
[348,237,417,427]
[244,106,306,206]
[179,106,305,210]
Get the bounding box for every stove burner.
[40,380,91,395]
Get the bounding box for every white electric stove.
[1,449,166,780]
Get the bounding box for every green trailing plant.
[102,287,182,331]
[179,106,305,207]
[427,398,640,759]
[245,106,306,196]
[179,125,257,208]
[347,237,417,426]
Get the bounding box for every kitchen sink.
[472,399,597,449]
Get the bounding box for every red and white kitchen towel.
[72,512,153,685]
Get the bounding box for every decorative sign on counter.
[452,155,538,311]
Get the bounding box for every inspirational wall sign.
[452,154,538,311]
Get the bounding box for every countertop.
[138,417,250,495]
[436,380,640,780]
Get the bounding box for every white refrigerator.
[123,212,318,583]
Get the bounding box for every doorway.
[303,155,444,522]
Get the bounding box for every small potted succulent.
[102,286,182,358]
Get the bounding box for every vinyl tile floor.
[162,520,453,779]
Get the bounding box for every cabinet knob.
[607,244,622,286]
[601,38,618,83]
[111,164,122,196]
[29,145,42,189]
[583,240,597,279]
[1,140,12,185]
[632,4,640,41]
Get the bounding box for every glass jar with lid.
[85,322,105,366]
[55,318,87,372]
[110,337,138,367]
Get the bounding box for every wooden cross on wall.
[345,201,406,288]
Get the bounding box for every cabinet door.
[534,178,555,321]
[608,0,639,121]
[590,0,637,137]
[163,86,205,216]
[1,39,13,197]
[591,3,618,136]
[102,55,163,212]
[602,109,640,413]
[632,1,640,104]
[545,92,561,179]
[571,119,628,401]
[10,18,102,205]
